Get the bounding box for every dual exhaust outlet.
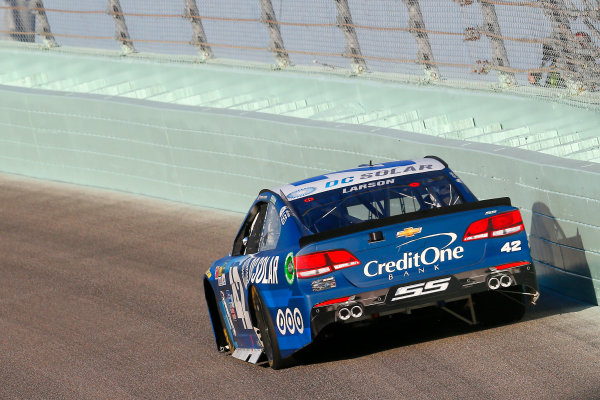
[338,304,364,321]
[487,273,512,290]
[336,273,513,320]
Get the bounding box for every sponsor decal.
[311,276,336,292]
[287,187,317,199]
[220,291,237,336]
[342,178,395,193]
[276,308,304,335]
[215,265,227,286]
[226,290,237,320]
[364,233,464,279]
[326,164,434,191]
[269,195,277,205]
[279,206,292,226]
[284,252,295,285]
[390,277,451,301]
[396,227,422,238]
[240,256,279,288]
[280,160,444,200]
[206,269,212,278]
[326,176,355,188]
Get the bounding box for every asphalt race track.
[1,173,600,400]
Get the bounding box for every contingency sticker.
[285,252,295,285]
[279,206,292,226]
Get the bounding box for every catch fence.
[1,0,600,96]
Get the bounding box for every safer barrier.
[0,47,598,303]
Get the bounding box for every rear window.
[290,172,464,234]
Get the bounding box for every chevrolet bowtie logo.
[396,227,422,238]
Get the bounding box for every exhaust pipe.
[338,307,351,321]
[500,274,512,288]
[350,304,363,318]
[488,276,500,290]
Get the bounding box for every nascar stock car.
[203,156,539,369]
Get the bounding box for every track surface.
[1,173,600,400]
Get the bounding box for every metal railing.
[1,0,599,95]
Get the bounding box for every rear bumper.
[309,263,538,337]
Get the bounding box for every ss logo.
[391,277,451,302]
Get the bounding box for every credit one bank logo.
[363,233,464,278]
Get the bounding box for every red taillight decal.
[327,250,360,270]
[495,261,529,270]
[295,249,360,279]
[314,296,351,308]
[464,210,524,242]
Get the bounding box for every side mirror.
[242,237,249,246]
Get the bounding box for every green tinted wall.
[0,47,598,304]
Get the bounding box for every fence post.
[538,0,578,92]
[478,0,516,87]
[334,0,367,74]
[184,0,213,61]
[401,0,439,81]
[29,0,57,47]
[107,0,136,54]
[260,0,290,68]
[3,0,35,42]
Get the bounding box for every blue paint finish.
[290,175,330,186]
[204,158,539,363]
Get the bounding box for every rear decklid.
[298,198,531,289]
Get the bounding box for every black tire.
[473,286,527,326]
[251,286,290,369]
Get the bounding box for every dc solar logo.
[287,187,316,199]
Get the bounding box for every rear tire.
[473,286,527,326]
[251,286,290,369]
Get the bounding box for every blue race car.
[203,157,539,369]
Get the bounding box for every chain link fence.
[2,0,600,96]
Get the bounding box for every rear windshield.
[290,172,464,234]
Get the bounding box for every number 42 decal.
[501,240,522,253]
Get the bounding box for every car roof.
[276,158,446,200]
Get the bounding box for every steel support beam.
[107,0,135,54]
[184,0,213,61]
[260,0,290,68]
[402,0,440,80]
[479,0,516,87]
[334,0,367,74]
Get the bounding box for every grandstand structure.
[1,0,600,161]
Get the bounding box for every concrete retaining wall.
[0,51,598,304]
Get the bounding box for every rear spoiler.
[299,197,512,248]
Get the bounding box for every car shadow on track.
[291,289,593,367]
[523,285,595,321]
